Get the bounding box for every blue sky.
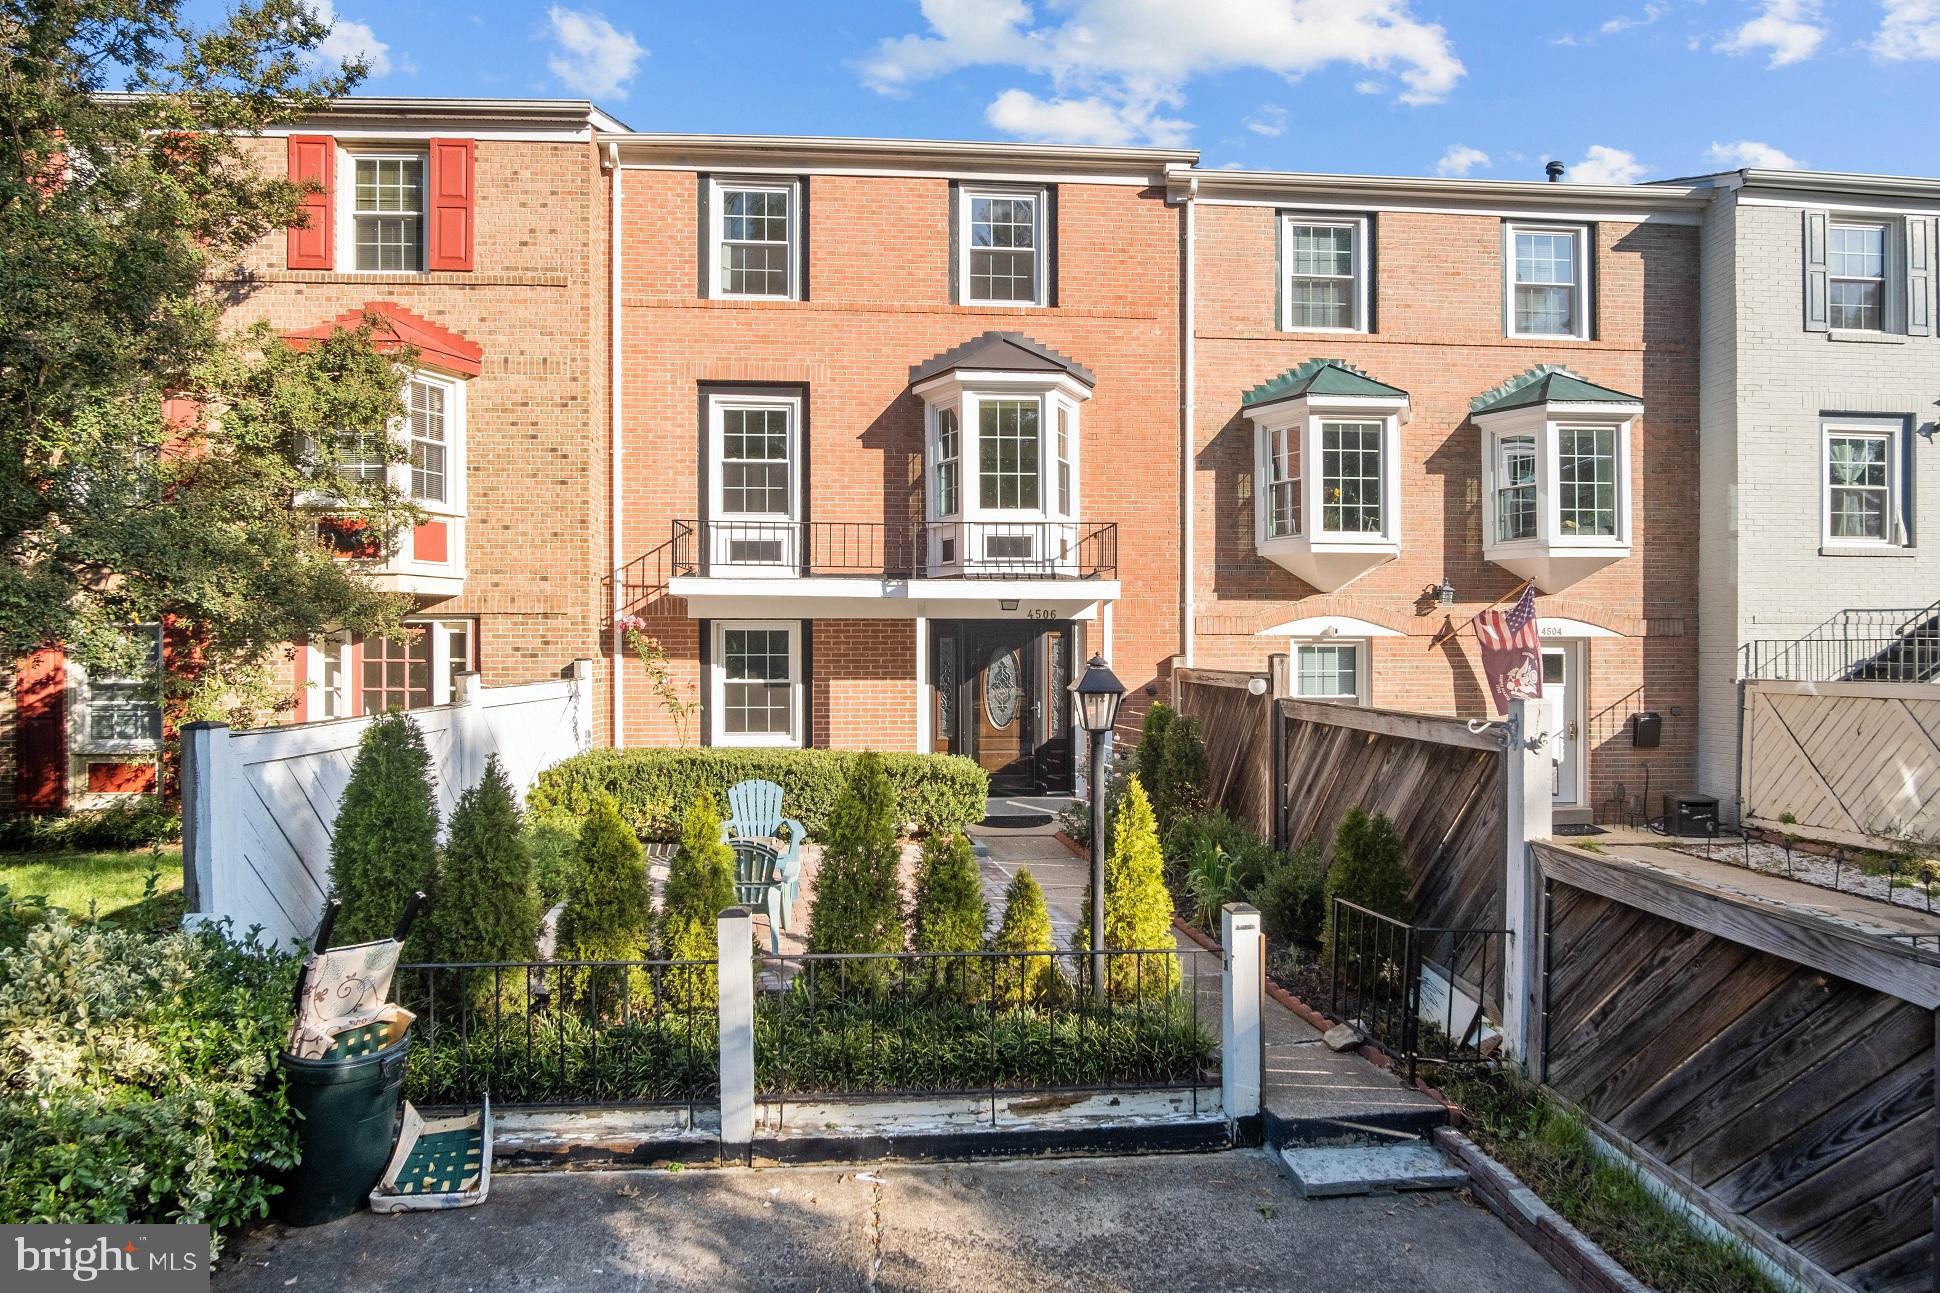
[282,1,1940,180]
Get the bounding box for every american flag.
[1476,583,1542,712]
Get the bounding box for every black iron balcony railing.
[1741,598,1940,683]
[665,519,1118,582]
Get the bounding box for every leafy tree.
[555,794,652,1011]
[658,795,736,1010]
[424,756,539,973]
[808,753,905,992]
[1075,777,1179,1000]
[1321,806,1413,969]
[1,0,417,715]
[327,711,437,948]
[992,869,1059,1006]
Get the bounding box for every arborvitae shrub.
[1133,703,1175,794]
[658,795,736,1010]
[1154,715,1209,831]
[328,711,438,949]
[425,757,540,992]
[1252,843,1325,947]
[1075,777,1179,1000]
[555,794,653,1011]
[992,869,1059,1005]
[808,753,906,992]
[524,806,584,910]
[1321,806,1413,969]
[910,831,987,1001]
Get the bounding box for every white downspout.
[604,141,625,748]
[1180,173,1198,668]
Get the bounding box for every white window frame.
[1493,433,1539,543]
[1279,213,1370,334]
[1821,418,1905,548]
[297,369,466,516]
[1250,401,1404,548]
[709,620,803,748]
[319,617,474,717]
[931,401,962,520]
[706,391,802,572]
[307,630,357,719]
[958,185,1047,308]
[1505,222,1592,340]
[1826,219,1895,333]
[708,176,801,301]
[68,627,163,756]
[1262,422,1301,538]
[1289,640,1367,705]
[338,147,428,274]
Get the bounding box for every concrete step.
[1278,1142,1468,1199]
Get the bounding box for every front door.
[933,622,1074,793]
[1541,644,1581,806]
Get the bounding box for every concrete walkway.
[969,823,1447,1143]
[217,1152,1571,1293]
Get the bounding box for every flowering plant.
[618,614,697,745]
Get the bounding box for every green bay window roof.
[1242,358,1407,409]
[1469,364,1641,416]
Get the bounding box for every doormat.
[1554,824,1608,837]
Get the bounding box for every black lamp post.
[1071,653,1125,1000]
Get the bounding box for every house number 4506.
[1024,608,1058,620]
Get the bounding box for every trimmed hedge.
[529,748,988,840]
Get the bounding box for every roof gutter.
[1180,170,1198,669]
[604,139,626,748]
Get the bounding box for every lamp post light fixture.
[1070,653,1125,1000]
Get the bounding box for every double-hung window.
[1507,223,1591,339]
[1494,435,1538,542]
[1320,421,1384,534]
[1294,642,1362,704]
[351,154,425,272]
[1828,222,1888,331]
[709,178,798,299]
[1823,420,1903,546]
[407,376,448,504]
[1281,215,1368,332]
[979,399,1041,509]
[960,187,1045,306]
[1055,406,1073,516]
[1263,423,1301,538]
[75,627,163,750]
[710,621,802,746]
[934,407,961,518]
[1556,425,1619,537]
[707,392,800,570]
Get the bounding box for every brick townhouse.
[1689,168,1940,821]
[4,98,621,812]
[605,134,1188,794]
[1177,168,1707,822]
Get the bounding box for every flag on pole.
[1476,583,1542,715]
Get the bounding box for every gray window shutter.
[696,173,712,299]
[948,180,960,304]
[1803,208,1829,332]
[1906,217,1931,336]
[1274,210,1286,331]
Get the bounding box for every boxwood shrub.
[529,748,988,840]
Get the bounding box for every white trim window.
[358,618,474,714]
[978,398,1041,510]
[1476,398,1637,592]
[1263,422,1301,538]
[71,627,163,753]
[1506,223,1591,339]
[1823,420,1903,546]
[1494,434,1538,543]
[346,152,425,272]
[1292,641,1364,704]
[711,621,802,747]
[1247,388,1406,593]
[960,187,1045,306]
[407,375,450,504]
[1281,215,1368,332]
[1828,221,1889,331]
[1319,420,1385,534]
[1556,424,1620,537]
[707,392,801,570]
[709,178,800,300]
[933,404,961,519]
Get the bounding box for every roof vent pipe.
[1545,160,1565,182]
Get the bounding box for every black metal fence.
[1740,601,1940,683]
[395,944,1218,1112]
[669,518,1119,581]
[1327,899,1507,1083]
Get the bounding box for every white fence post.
[1502,697,1554,1076]
[179,721,234,922]
[717,907,755,1156]
[1221,902,1263,1131]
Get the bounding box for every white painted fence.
[181,661,595,946]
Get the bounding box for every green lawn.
[0,846,185,931]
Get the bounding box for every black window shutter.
[948,180,961,304]
[696,173,711,299]
[797,176,810,302]
[798,621,814,747]
[697,620,712,746]
[1364,212,1378,334]
[1044,184,1059,307]
[1585,222,1598,340]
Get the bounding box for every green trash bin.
[274,1028,411,1226]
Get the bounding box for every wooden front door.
[932,622,1074,793]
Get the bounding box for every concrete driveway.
[218,1151,1571,1293]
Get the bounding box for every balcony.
[630,519,1119,621]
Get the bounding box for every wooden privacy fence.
[1173,667,1509,938]
[1742,679,1940,848]
[181,661,595,946]
[1537,840,1940,1293]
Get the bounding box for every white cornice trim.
[1172,168,1710,223]
[607,133,1191,182]
[1256,615,1404,639]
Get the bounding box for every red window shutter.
[287,135,335,270]
[427,138,476,272]
[14,647,68,813]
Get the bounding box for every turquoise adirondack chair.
[719,780,806,930]
[731,838,785,955]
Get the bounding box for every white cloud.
[985,89,1190,147]
[308,1,403,79]
[546,6,646,99]
[1565,145,1648,185]
[1601,3,1668,35]
[1705,138,1801,169]
[1716,0,1826,67]
[1435,144,1490,177]
[1246,104,1288,137]
[860,0,1465,147]
[1871,0,1940,60]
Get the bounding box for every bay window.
[979,399,1040,509]
[1494,435,1538,542]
